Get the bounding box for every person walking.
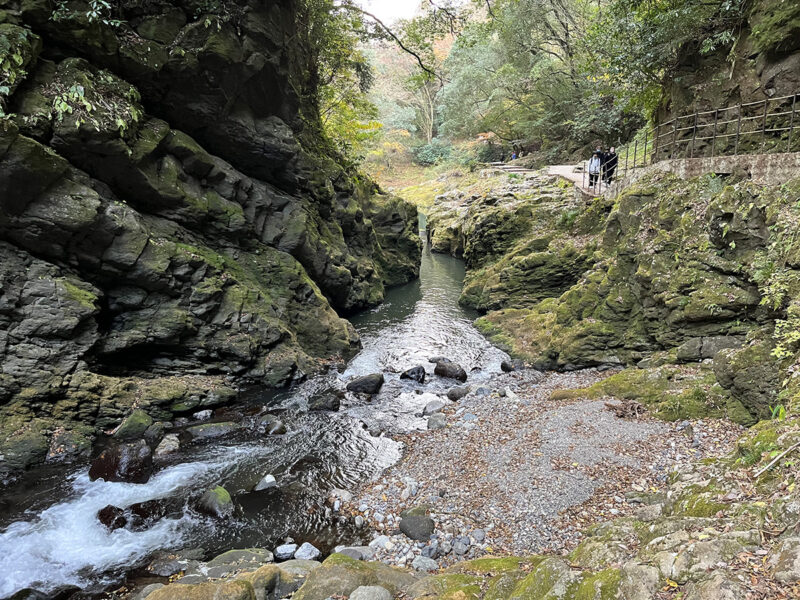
[603,146,618,184]
[588,150,602,190]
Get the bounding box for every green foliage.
[52,0,124,27]
[412,138,452,165]
[586,0,746,115]
[0,25,33,117]
[769,404,787,421]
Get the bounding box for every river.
[0,238,509,598]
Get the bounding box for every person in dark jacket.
[603,147,618,184]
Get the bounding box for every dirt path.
[343,368,743,568]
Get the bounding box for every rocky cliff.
[427,170,800,427]
[0,0,421,478]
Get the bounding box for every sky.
[358,0,422,24]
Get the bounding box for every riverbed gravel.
[342,368,744,570]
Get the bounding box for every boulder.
[349,586,392,600]
[294,542,321,561]
[400,366,426,383]
[411,556,438,572]
[186,422,240,441]
[89,440,153,483]
[500,359,524,372]
[346,374,384,394]
[422,400,446,415]
[308,394,341,411]
[447,386,471,401]
[206,548,274,569]
[427,413,447,430]
[275,543,298,561]
[154,433,180,458]
[113,409,154,440]
[197,486,234,519]
[399,515,435,541]
[434,361,467,382]
[97,505,127,531]
[128,499,170,530]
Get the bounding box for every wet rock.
[193,409,212,421]
[295,542,321,561]
[308,393,341,411]
[399,515,434,541]
[89,439,153,483]
[433,360,467,382]
[257,414,287,435]
[186,422,239,441]
[128,499,170,530]
[144,422,168,444]
[423,399,446,415]
[427,413,447,430]
[411,555,438,572]
[400,366,426,383]
[197,486,233,519]
[346,374,385,394]
[154,433,180,458]
[275,543,298,561]
[349,585,392,600]
[254,474,278,491]
[501,359,524,372]
[97,505,127,531]
[113,409,154,440]
[447,386,471,401]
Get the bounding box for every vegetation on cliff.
[0,0,421,477]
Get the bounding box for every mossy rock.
[113,409,153,440]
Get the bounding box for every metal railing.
[579,92,800,196]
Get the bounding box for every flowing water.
[0,238,509,598]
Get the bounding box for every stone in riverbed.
[400,366,426,383]
[434,361,467,382]
[411,555,438,572]
[275,543,298,561]
[399,515,434,541]
[186,421,239,440]
[206,548,274,568]
[154,433,180,458]
[254,474,277,491]
[294,542,321,561]
[423,399,446,415]
[349,586,392,600]
[447,386,471,401]
[257,414,287,435]
[308,393,341,411]
[97,505,127,531]
[197,486,233,519]
[501,359,525,372]
[452,538,470,555]
[89,439,153,483]
[427,413,447,430]
[113,409,153,440]
[346,373,385,394]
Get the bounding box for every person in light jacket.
[588,150,602,189]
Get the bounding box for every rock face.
[0,2,420,478]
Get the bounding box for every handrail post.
[761,98,769,152]
[734,104,742,155]
[788,94,797,153]
[690,113,698,158]
[643,129,649,165]
[653,123,660,162]
[624,144,629,179]
[671,118,678,159]
[633,139,638,171]
[711,109,719,157]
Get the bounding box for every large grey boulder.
[346,374,385,394]
[399,514,435,541]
